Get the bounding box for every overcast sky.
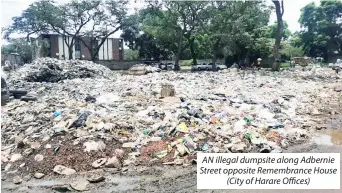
[1,0,321,45]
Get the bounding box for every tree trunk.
[93,49,100,62]
[174,32,183,71]
[63,36,74,60]
[211,39,220,71]
[272,0,284,71]
[212,57,217,64]
[189,37,197,66]
[68,46,73,60]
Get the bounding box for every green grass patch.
[180,60,193,66]
[280,62,290,68]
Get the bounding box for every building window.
[75,38,81,59]
[43,37,51,57]
[91,39,99,60]
[75,38,81,51]
[91,39,98,48]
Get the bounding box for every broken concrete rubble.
[70,179,89,191]
[10,154,22,162]
[53,165,76,175]
[34,154,44,162]
[1,59,341,177]
[87,174,105,183]
[92,158,107,168]
[12,176,22,184]
[34,172,45,179]
[105,156,121,168]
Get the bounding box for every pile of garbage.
[128,64,161,75]
[1,66,341,178]
[8,58,115,83]
[292,57,314,67]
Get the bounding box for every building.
[36,34,124,61]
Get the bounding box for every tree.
[79,0,128,61]
[4,0,98,59]
[272,0,285,71]
[142,1,209,69]
[124,49,139,60]
[121,12,172,60]
[40,0,102,59]
[1,39,33,63]
[298,0,342,60]
[4,0,128,61]
[2,0,51,41]
[280,41,305,60]
[176,2,208,66]
[1,38,49,63]
[121,1,273,68]
[267,21,291,40]
[201,1,271,66]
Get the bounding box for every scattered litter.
[2,59,340,176]
[83,141,106,152]
[154,150,168,159]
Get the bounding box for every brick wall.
[112,39,120,60]
[81,37,92,60]
[50,35,59,59]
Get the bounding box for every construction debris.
[12,176,22,184]
[34,172,45,179]
[70,179,89,191]
[53,165,76,175]
[87,174,105,183]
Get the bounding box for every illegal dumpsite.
[1,0,342,192]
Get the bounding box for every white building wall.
[103,39,108,60]
[56,35,116,60]
[98,41,104,60]
[58,36,64,59]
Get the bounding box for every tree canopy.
[297,0,342,60]
[4,0,128,61]
[4,0,338,68]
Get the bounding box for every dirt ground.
[2,111,341,193]
[1,141,342,193]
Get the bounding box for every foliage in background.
[4,0,339,68]
[1,38,50,63]
[280,41,305,60]
[124,49,139,60]
[297,0,342,60]
[3,0,128,61]
[267,21,291,40]
[2,39,33,63]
